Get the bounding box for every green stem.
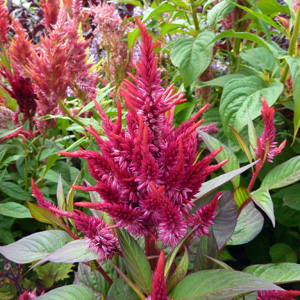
[190,0,200,32]
[30,134,46,180]
[58,99,86,128]
[280,6,300,84]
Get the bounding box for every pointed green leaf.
[26,200,67,230]
[194,161,258,200]
[198,254,233,270]
[207,0,235,25]
[0,202,32,219]
[166,247,189,293]
[168,269,283,300]
[261,156,300,189]
[197,129,240,187]
[227,202,264,245]
[244,263,300,284]
[112,263,145,300]
[107,278,140,300]
[67,168,83,213]
[0,230,72,264]
[170,32,215,87]
[229,124,253,165]
[194,228,220,271]
[74,263,110,298]
[35,239,98,265]
[234,187,251,209]
[36,285,97,300]
[246,108,257,158]
[220,76,283,140]
[251,188,275,227]
[142,4,179,21]
[0,181,33,201]
[270,243,297,263]
[57,174,66,210]
[116,228,152,295]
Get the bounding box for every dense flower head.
[0,65,37,124]
[59,18,227,247]
[41,0,60,30]
[9,19,34,73]
[0,0,9,44]
[254,97,286,163]
[257,289,300,300]
[0,106,13,129]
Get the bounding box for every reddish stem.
[145,234,159,271]
[247,161,263,192]
[93,260,113,286]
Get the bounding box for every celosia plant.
[56,17,227,249]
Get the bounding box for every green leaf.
[142,3,178,21]
[251,188,275,227]
[207,0,236,26]
[286,56,300,142]
[0,181,33,201]
[270,243,297,263]
[261,156,300,189]
[220,76,283,140]
[229,1,286,35]
[34,262,73,288]
[281,184,300,210]
[168,269,283,300]
[0,202,32,219]
[246,108,257,157]
[170,32,215,87]
[244,263,300,284]
[112,263,145,300]
[107,278,140,300]
[194,228,220,271]
[127,27,140,51]
[229,124,253,165]
[116,228,152,295]
[57,174,66,210]
[234,187,251,209]
[166,247,189,293]
[240,47,277,72]
[198,130,240,187]
[35,239,99,265]
[194,161,258,200]
[227,202,264,245]
[0,284,17,300]
[26,200,67,230]
[257,0,290,14]
[213,30,277,54]
[74,263,110,298]
[196,74,247,88]
[0,230,72,264]
[36,285,97,300]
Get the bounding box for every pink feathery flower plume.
[0,0,9,44]
[254,97,286,164]
[257,289,300,300]
[40,0,60,30]
[9,18,34,73]
[57,18,227,248]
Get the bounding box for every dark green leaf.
[107,278,140,300]
[207,0,236,25]
[0,181,33,201]
[270,243,297,263]
[116,228,152,295]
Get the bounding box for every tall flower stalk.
[55,17,227,252]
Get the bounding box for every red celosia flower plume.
[146,251,169,300]
[257,289,300,300]
[57,18,227,247]
[0,65,37,124]
[0,0,9,44]
[255,97,286,163]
